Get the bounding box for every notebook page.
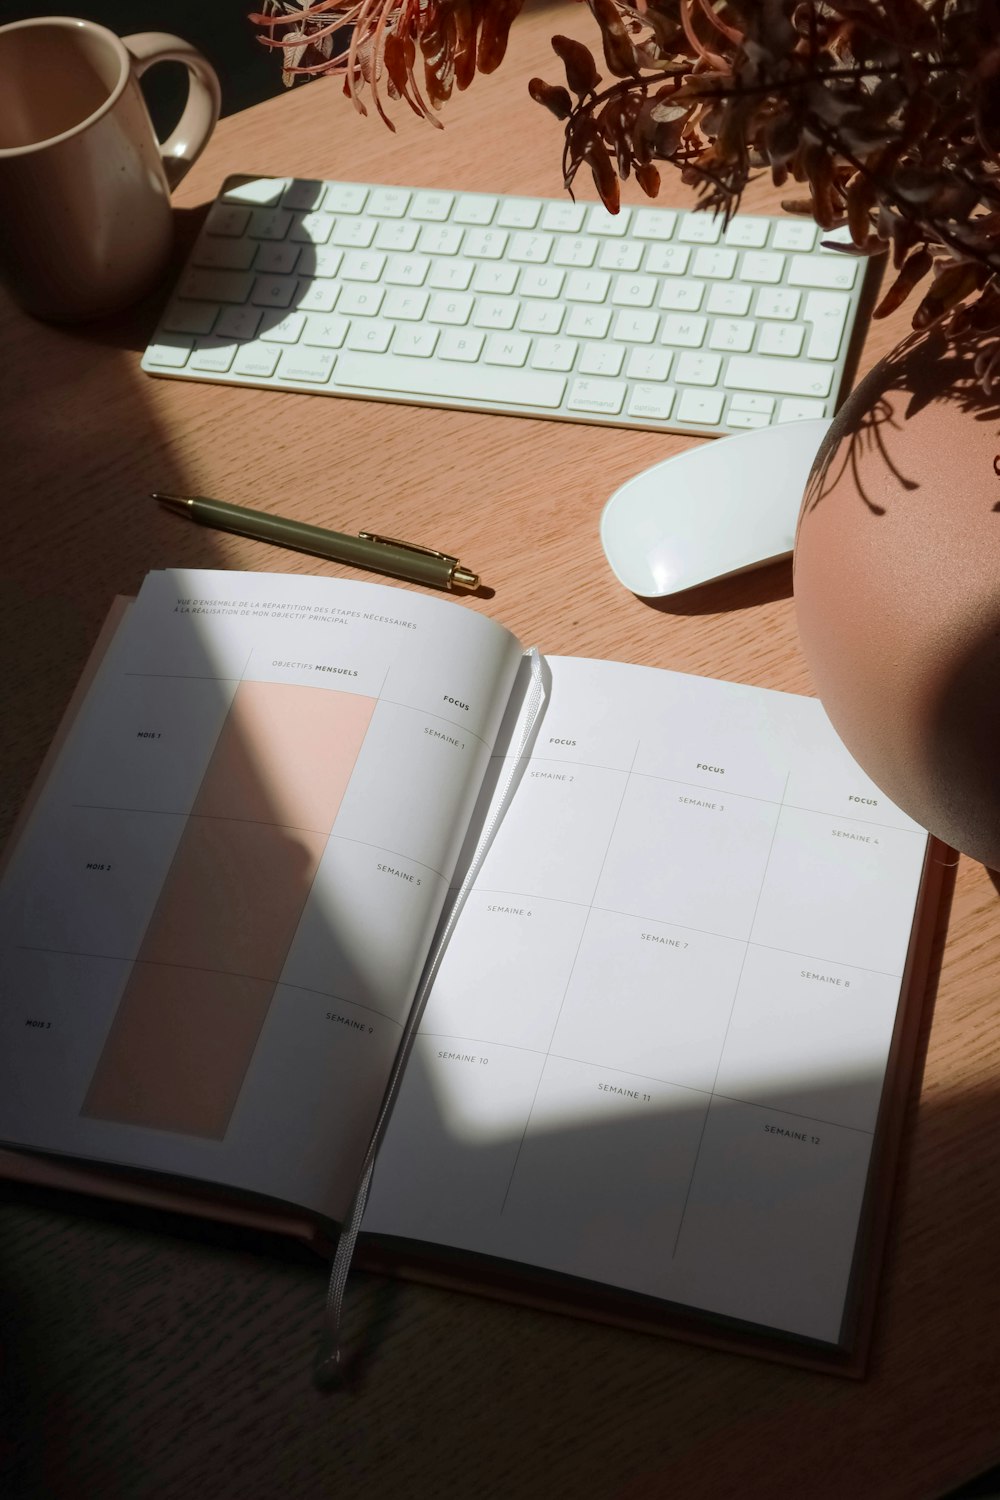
[0,570,524,1221]
[362,655,929,1344]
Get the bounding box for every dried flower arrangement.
[249,1,1000,381]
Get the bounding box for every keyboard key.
[486,333,531,366]
[278,347,337,383]
[803,290,851,359]
[755,287,800,321]
[325,183,368,214]
[628,384,675,421]
[223,176,287,207]
[646,244,690,276]
[161,299,217,336]
[190,338,237,372]
[677,212,723,244]
[368,186,411,217]
[740,251,785,283]
[660,313,706,347]
[567,377,626,414]
[692,247,738,280]
[393,326,440,358]
[290,211,334,245]
[374,220,421,252]
[233,343,281,378]
[599,240,644,273]
[788,253,859,289]
[613,310,659,343]
[258,311,306,344]
[335,351,567,407]
[383,288,429,322]
[341,250,386,283]
[346,320,394,353]
[580,344,625,377]
[496,198,541,229]
[251,274,297,308]
[429,292,474,325]
[725,355,834,397]
[215,306,261,340]
[520,302,566,336]
[249,208,293,241]
[332,219,377,249]
[255,242,300,275]
[464,227,508,259]
[438,329,485,362]
[723,217,769,248]
[632,208,677,240]
[565,305,611,339]
[532,338,577,372]
[281,178,326,211]
[453,194,497,225]
[627,348,672,382]
[193,236,257,271]
[565,270,611,303]
[204,203,251,237]
[519,267,565,300]
[303,315,349,348]
[554,236,598,268]
[729,392,775,415]
[586,204,631,237]
[676,387,725,424]
[145,334,193,367]
[307,246,344,279]
[473,296,518,331]
[706,283,753,316]
[772,220,817,252]
[778,397,828,421]
[472,263,520,296]
[675,351,722,386]
[179,268,253,304]
[384,255,431,287]
[339,284,385,317]
[541,202,586,233]
[757,322,805,358]
[509,232,554,264]
[709,318,755,353]
[659,280,704,312]
[428,260,474,291]
[295,279,340,314]
[418,224,464,257]
[410,190,453,221]
[612,275,657,308]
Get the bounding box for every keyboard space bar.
[333,352,567,409]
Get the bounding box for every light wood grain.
[3,4,1000,1497]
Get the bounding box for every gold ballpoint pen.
[153,492,480,592]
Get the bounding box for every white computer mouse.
[600,416,833,597]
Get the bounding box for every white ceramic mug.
[0,15,221,320]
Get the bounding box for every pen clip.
[358,531,459,567]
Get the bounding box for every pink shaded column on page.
[83,681,376,1138]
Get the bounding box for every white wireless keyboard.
[142,174,872,437]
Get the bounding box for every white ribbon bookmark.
[314,647,547,1388]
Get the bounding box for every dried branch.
[249,0,1000,358]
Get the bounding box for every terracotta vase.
[793,328,1000,868]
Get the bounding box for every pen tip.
[153,493,192,516]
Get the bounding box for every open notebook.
[0,570,945,1373]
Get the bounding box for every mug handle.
[123,32,222,190]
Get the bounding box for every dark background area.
[0,1,295,125]
[3,2,1000,1496]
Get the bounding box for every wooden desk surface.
[3,5,1000,1497]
